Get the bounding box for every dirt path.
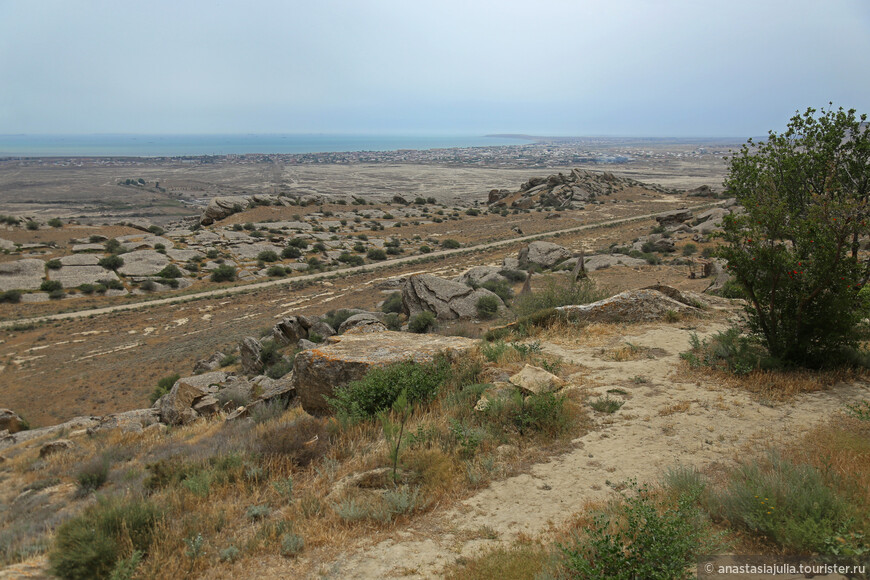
[297,317,870,579]
[0,202,722,330]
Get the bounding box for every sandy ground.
[239,310,869,579]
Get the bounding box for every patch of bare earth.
[252,314,870,579]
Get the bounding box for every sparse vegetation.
[210,264,236,282]
[408,311,435,333]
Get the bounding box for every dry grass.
[676,360,867,403]
[0,351,592,576]
[658,401,692,416]
[607,341,653,362]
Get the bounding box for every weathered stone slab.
[117,250,170,276]
[292,331,476,415]
[518,241,571,269]
[165,249,204,261]
[402,274,505,320]
[556,287,702,323]
[59,254,100,266]
[49,266,118,287]
[71,243,105,252]
[0,259,45,291]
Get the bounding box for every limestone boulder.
[509,365,566,395]
[88,408,160,435]
[59,254,100,266]
[200,196,249,225]
[292,330,476,415]
[518,241,571,269]
[117,250,170,276]
[157,371,228,425]
[455,266,506,287]
[402,274,505,320]
[49,265,118,287]
[337,312,384,334]
[39,439,74,458]
[583,254,647,271]
[193,351,227,374]
[273,317,308,345]
[0,259,44,292]
[556,287,703,323]
[0,409,26,434]
[240,337,264,375]
[655,209,693,227]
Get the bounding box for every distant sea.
[0,134,533,158]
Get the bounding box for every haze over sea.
[0,134,533,158]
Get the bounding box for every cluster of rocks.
[654,201,741,241]
[487,168,644,210]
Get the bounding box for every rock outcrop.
[402,274,505,320]
[509,365,567,395]
[518,241,571,270]
[488,168,642,210]
[292,331,476,415]
[0,259,45,292]
[240,337,264,375]
[193,351,227,374]
[655,209,693,227]
[156,372,228,425]
[556,287,703,323]
[0,409,26,434]
[454,266,506,287]
[200,196,250,226]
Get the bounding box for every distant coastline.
[0,134,534,158]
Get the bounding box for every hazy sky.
[1,0,868,137]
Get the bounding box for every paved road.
[0,202,722,329]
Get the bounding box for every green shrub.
[265,359,293,379]
[476,295,500,319]
[148,373,180,404]
[560,481,711,580]
[49,496,162,580]
[40,280,62,292]
[382,313,402,331]
[0,289,22,303]
[419,245,432,253]
[709,452,847,552]
[26,221,39,230]
[322,309,355,330]
[103,239,124,254]
[46,259,62,270]
[210,264,236,282]
[719,105,870,366]
[338,253,364,266]
[98,278,124,291]
[680,328,767,375]
[481,280,513,303]
[408,311,435,333]
[257,250,278,262]
[281,246,301,259]
[327,358,449,423]
[367,248,387,261]
[512,277,606,318]
[681,243,698,256]
[48,289,65,300]
[589,395,624,414]
[441,239,461,249]
[98,255,124,271]
[499,268,527,282]
[76,457,109,493]
[266,265,286,277]
[257,415,331,466]
[156,264,182,278]
[47,218,63,228]
[381,292,403,314]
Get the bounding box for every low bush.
[322,309,355,330]
[408,311,435,334]
[476,295,500,319]
[381,292,403,314]
[680,328,767,375]
[709,452,848,552]
[0,290,21,303]
[257,250,278,263]
[49,495,162,580]
[281,246,301,259]
[560,481,712,580]
[40,280,63,293]
[499,268,527,283]
[266,265,286,277]
[156,264,182,278]
[148,373,180,405]
[257,415,331,466]
[481,280,513,303]
[328,358,450,423]
[46,259,62,270]
[512,277,606,318]
[98,255,124,271]
[76,457,109,494]
[210,264,236,282]
[441,239,461,249]
[367,248,387,261]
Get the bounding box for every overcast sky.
[1,0,868,137]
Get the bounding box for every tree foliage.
[719,105,870,365]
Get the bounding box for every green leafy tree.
[719,105,870,365]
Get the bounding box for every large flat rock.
[0,259,44,291]
[117,250,170,276]
[49,266,117,287]
[292,331,476,415]
[556,287,702,323]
